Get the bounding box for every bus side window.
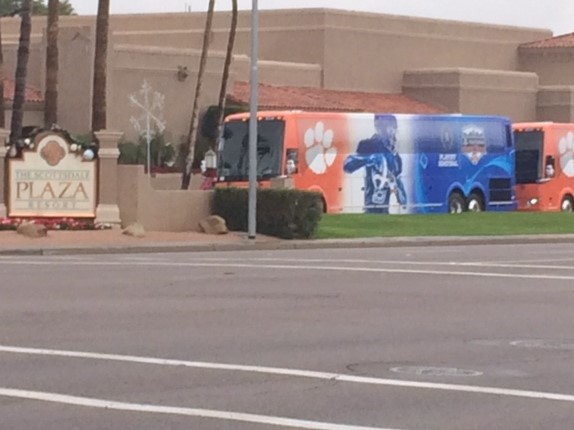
[285,149,299,175]
[545,155,556,178]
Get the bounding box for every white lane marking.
[478,257,574,265]
[7,254,574,272]
[1,345,574,403]
[1,259,573,282]
[169,257,574,272]
[5,255,574,272]
[0,388,399,430]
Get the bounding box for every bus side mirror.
[545,155,555,178]
[285,149,298,175]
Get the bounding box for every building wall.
[537,86,574,122]
[150,173,203,190]
[110,24,328,68]
[0,9,567,137]
[403,68,539,121]
[0,10,329,68]
[403,69,462,112]
[109,44,228,142]
[107,10,550,93]
[57,26,94,132]
[2,106,45,131]
[519,48,574,86]
[2,42,43,90]
[1,13,324,137]
[117,165,211,231]
[233,56,322,87]
[2,9,551,92]
[321,11,548,93]
[457,70,539,121]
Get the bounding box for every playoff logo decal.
[461,125,486,165]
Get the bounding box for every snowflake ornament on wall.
[129,80,167,136]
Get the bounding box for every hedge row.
[213,187,323,239]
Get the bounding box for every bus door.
[514,127,546,210]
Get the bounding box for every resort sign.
[8,132,97,217]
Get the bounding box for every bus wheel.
[448,192,465,214]
[561,195,573,212]
[467,192,484,212]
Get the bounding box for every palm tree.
[10,0,31,144]
[0,0,75,17]
[0,16,6,129]
[92,0,109,132]
[0,1,30,130]
[56,0,73,15]
[44,0,58,127]
[181,0,216,190]
[214,0,237,149]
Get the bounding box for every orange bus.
[514,122,574,212]
[218,111,515,214]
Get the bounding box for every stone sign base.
[95,204,122,225]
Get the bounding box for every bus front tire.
[448,192,465,214]
[561,195,573,212]
[467,192,484,212]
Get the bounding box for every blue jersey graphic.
[344,115,407,213]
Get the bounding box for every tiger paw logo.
[40,140,66,166]
[559,132,574,177]
[304,122,336,175]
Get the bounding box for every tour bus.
[217,111,516,214]
[514,122,574,212]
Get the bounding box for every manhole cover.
[510,340,574,351]
[390,366,482,377]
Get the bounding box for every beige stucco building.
[1,8,574,143]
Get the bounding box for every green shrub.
[118,140,144,165]
[118,131,176,169]
[213,187,249,232]
[213,187,323,239]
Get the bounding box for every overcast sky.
[71,0,574,36]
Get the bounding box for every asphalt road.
[1,243,574,430]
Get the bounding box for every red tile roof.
[2,78,43,103]
[229,81,446,114]
[520,32,574,49]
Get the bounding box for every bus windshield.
[514,130,543,184]
[218,119,285,181]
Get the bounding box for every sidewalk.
[1,229,573,256]
[0,229,279,256]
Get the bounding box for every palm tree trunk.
[10,0,32,144]
[214,0,237,149]
[44,0,59,128]
[181,0,216,190]
[0,17,6,129]
[92,0,109,132]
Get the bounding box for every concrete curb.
[0,234,572,256]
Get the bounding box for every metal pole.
[145,83,151,178]
[146,119,151,179]
[248,0,258,239]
